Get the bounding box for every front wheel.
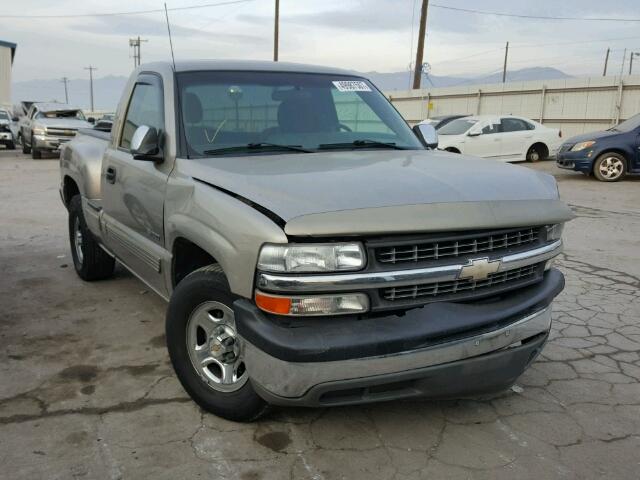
[593,153,626,182]
[21,134,30,154]
[31,135,41,159]
[68,195,115,280]
[166,265,268,422]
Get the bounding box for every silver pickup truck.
[59,60,572,421]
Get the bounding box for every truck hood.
[37,118,93,129]
[184,150,572,236]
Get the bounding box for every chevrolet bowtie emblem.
[459,257,501,281]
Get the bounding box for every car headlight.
[546,224,564,242]
[33,127,46,135]
[570,140,595,152]
[257,243,365,273]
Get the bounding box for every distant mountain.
[365,67,572,91]
[11,75,128,111]
[10,67,572,111]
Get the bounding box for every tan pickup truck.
[59,60,572,421]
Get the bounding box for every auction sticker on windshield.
[332,81,372,92]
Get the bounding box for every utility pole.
[502,41,509,83]
[84,66,97,112]
[60,77,69,104]
[129,37,148,67]
[629,52,639,75]
[603,48,610,76]
[412,0,429,89]
[273,0,279,61]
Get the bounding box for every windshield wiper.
[318,139,410,150]
[203,142,313,155]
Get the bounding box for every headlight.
[546,224,564,241]
[257,243,365,273]
[570,140,595,152]
[33,127,46,135]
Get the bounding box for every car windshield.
[612,113,640,132]
[177,71,423,157]
[0,111,9,120]
[437,118,478,135]
[39,110,86,120]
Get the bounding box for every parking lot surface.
[1,150,639,479]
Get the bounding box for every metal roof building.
[0,40,17,111]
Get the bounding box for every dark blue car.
[556,113,640,182]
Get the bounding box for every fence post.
[476,89,482,115]
[539,86,546,123]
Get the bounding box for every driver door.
[465,117,502,158]
[101,73,170,295]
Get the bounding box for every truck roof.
[140,59,362,77]
[35,102,82,113]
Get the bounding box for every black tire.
[68,195,115,281]
[31,138,41,159]
[166,265,268,422]
[21,135,30,154]
[7,141,15,150]
[526,144,547,162]
[593,152,626,182]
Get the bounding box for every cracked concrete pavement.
[1,150,639,479]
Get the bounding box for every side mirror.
[467,130,481,137]
[413,123,438,149]
[87,117,96,124]
[130,125,162,161]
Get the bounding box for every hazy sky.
[3,0,640,82]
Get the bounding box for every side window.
[481,122,500,135]
[119,78,164,150]
[501,118,528,132]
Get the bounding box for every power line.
[430,4,640,23]
[1,0,253,19]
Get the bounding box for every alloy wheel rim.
[529,150,539,161]
[74,216,84,265]
[186,301,248,392]
[599,157,623,179]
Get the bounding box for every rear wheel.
[68,195,115,280]
[593,153,626,182]
[166,265,268,422]
[526,144,547,162]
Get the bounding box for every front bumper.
[33,134,72,151]
[556,149,595,172]
[0,132,12,142]
[235,269,563,406]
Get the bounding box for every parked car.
[419,114,469,130]
[59,60,571,421]
[20,103,93,158]
[437,115,562,162]
[556,113,640,182]
[0,109,16,149]
[94,113,115,132]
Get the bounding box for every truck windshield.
[177,71,423,157]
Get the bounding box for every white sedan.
[436,115,562,162]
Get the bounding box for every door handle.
[105,166,117,184]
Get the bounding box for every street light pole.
[84,66,97,112]
[273,0,279,61]
[502,41,509,83]
[61,77,69,104]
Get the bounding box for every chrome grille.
[46,128,77,137]
[382,264,538,301]
[376,227,540,265]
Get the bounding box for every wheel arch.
[444,147,461,154]
[171,236,223,289]
[62,175,81,207]
[527,142,549,158]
